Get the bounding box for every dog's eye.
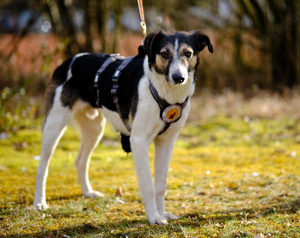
[160,52,169,59]
[184,51,192,58]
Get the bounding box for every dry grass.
[190,88,300,121]
[0,91,300,237]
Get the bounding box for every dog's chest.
[101,107,130,135]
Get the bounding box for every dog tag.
[161,104,183,123]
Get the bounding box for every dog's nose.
[172,73,185,84]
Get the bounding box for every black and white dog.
[34,30,213,225]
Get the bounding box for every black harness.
[93,54,133,133]
[93,54,189,149]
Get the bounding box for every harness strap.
[111,56,135,133]
[111,57,134,103]
[94,55,120,107]
[93,54,134,134]
[148,80,189,135]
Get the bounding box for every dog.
[33,30,213,225]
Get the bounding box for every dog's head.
[143,30,213,85]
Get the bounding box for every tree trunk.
[55,0,80,56]
[112,0,121,53]
[271,1,297,89]
[97,0,108,53]
[83,1,93,52]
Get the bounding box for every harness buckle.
[113,70,120,78]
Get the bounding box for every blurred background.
[0,0,299,133]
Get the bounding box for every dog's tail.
[42,57,73,129]
[52,57,73,85]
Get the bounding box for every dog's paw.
[148,214,168,225]
[34,202,49,211]
[83,191,104,198]
[160,212,179,220]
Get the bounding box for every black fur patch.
[53,50,145,120]
[51,48,145,153]
[121,133,131,153]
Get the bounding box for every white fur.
[101,107,130,135]
[168,38,189,85]
[34,87,105,210]
[34,54,194,225]
[73,101,106,198]
[128,67,191,224]
[144,56,195,104]
[34,86,71,210]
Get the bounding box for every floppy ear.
[192,31,214,53]
[143,31,165,63]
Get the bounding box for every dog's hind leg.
[73,104,106,198]
[34,86,71,210]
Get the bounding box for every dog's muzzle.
[172,72,185,84]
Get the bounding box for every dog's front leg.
[154,135,179,221]
[130,136,168,225]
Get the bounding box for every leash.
[137,0,147,37]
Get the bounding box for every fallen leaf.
[115,186,123,197]
[254,234,264,238]
[14,142,27,150]
[251,172,259,177]
[115,197,125,204]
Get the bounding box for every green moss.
[0,116,299,237]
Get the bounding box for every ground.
[0,109,299,237]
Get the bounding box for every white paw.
[160,211,179,220]
[83,191,104,198]
[34,202,49,211]
[148,213,168,225]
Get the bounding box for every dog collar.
[148,80,189,125]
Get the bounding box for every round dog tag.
[162,104,183,123]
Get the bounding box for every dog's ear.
[192,31,213,53]
[143,31,165,63]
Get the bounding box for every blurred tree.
[39,0,110,56]
[112,0,121,53]
[98,0,108,53]
[234,0,298,90]
[0,0,298,91]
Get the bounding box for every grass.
[0,115,299,237]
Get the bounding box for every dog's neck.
[143,57,195,104]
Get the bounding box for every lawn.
[0,115,299,237]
